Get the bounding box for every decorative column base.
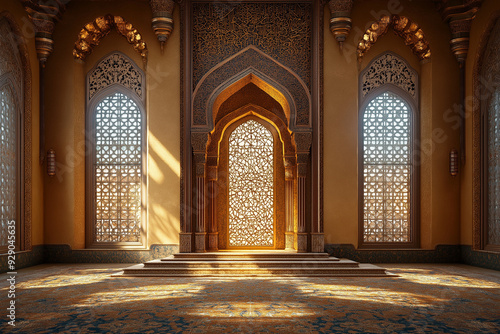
[285,232,295,250]
[311,232,325,253]
[208,232,218,251]
[179,232,193,253]
[296,233,308,253]
[195,233,207,252]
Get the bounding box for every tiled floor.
[1,263,499,333]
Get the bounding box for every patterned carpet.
[1,263,499,333]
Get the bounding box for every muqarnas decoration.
[357,15,431,63]
[73,15,148,65]
[149,0,175,53]
[22,0,67,66]
[328,0,354,49]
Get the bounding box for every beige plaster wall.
[0,0,44,247]
[462,0,500,245]
[323,0,461,249]
[44,0,180,248]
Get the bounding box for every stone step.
[116,251,392,277]
[118,263,390,277]
[146,259,358,269]
[171,252,332,260]
[161,256,340,262]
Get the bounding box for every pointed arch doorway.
[184,71,317,252]
[208,105,293,251]
[182,64,321,253]
[227,118,276,248]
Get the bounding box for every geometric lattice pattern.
[94,92,142,243]
[0,85,17,248]
[228,120,274,247]
[487,90,500,245]
[363,92,411,243]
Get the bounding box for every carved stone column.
[294,132,312,252]
[192,133,209,252]
[194,153,207,252]
[206,156,219,250]
[296,154,308,252]
[284,156,296,250]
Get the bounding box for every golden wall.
[324,0,461,249]
[3,0,486,251]
[43,0,181,248]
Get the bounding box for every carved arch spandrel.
[211,72,292,128]
[206,104,296,162]
[357,15,431,63]
[192,45,311,129]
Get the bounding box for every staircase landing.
[117,251,394,277]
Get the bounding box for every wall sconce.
[449,149,459,176]
[47,148,56,177]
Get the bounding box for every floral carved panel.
[192,2,311,90]
[361,52,418,101]
[87,53,144,102]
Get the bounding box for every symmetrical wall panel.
[192,2,311,89]
[182,1,321,252]
[191,2,313,127]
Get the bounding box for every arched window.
[359,52,419,248]
[0,84,20,253]
[485,89,500,248]
[0,16,27,253]
[86,53,146,248]
[481,18,500,250]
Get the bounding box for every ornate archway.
[210,111,290,250]
[185,74,314,252]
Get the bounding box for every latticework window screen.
[487,90,500,245]
[93,92,142,243]
[0,86,17,248]
[228,120,274,247]
[362,92,411,243]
